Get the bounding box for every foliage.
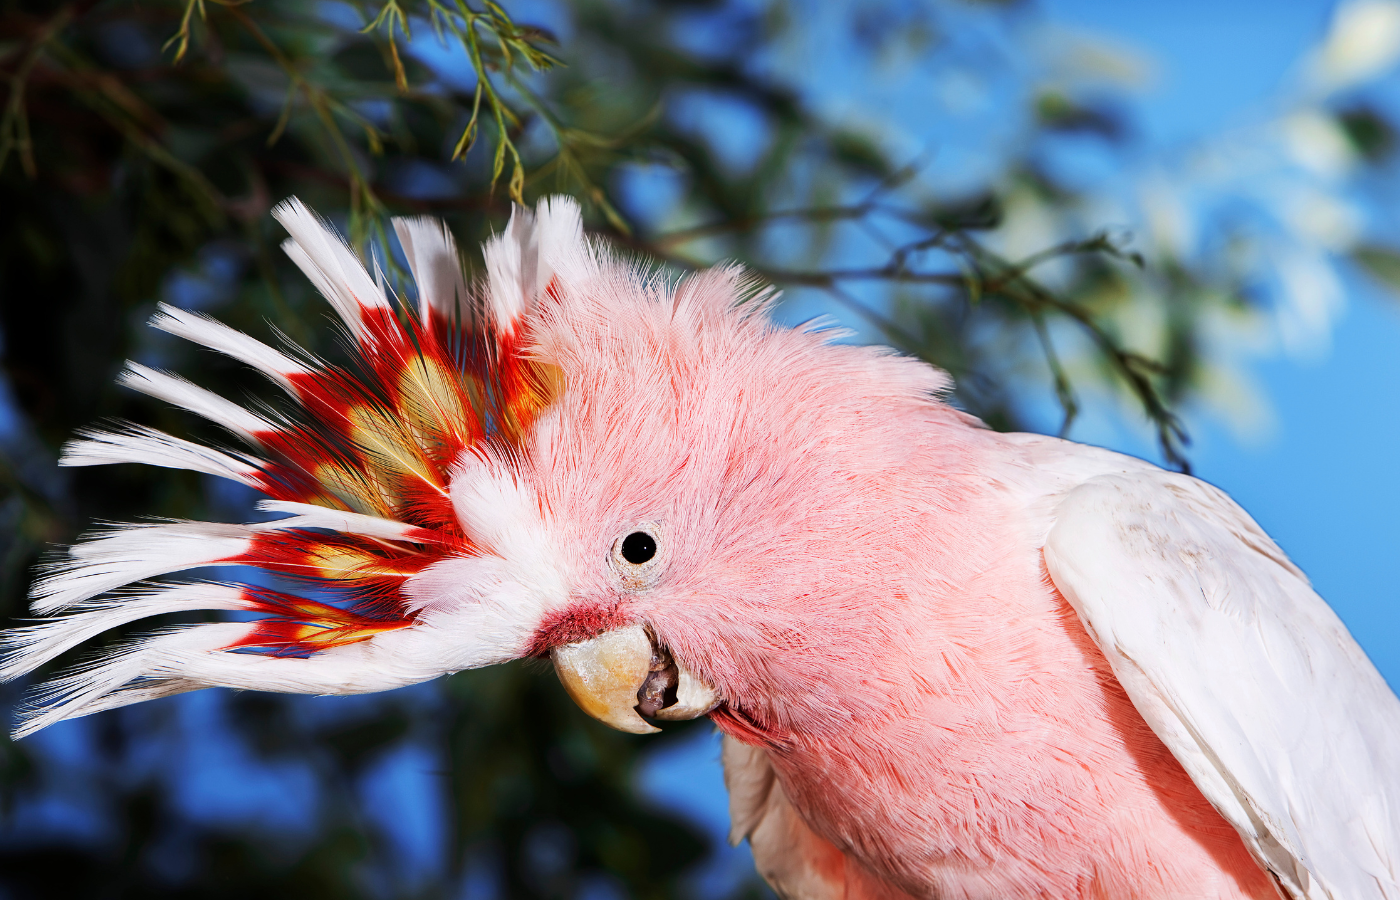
[1,0,1397,896]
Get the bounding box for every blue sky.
[1040,0,1336,146]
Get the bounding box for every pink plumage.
[502,256,1278,898]
[5,197,1397,900]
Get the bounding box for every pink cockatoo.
[4,197,1398,900]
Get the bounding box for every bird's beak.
[550,623,719,734]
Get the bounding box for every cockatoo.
[4,197,1398,900]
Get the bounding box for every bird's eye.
[610,524,663,585]
[620,531,657,565]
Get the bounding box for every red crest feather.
[1,196,583,737]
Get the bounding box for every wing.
[1043,472,1400,900]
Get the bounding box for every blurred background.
[2,0,1399,896]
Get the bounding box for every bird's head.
[2,196,961,745]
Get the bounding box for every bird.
[3,195,1397,900]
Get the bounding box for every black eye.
[620,531,657,565]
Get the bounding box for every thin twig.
[0,6,75,178]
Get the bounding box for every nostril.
[636,646,680,718]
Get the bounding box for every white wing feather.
[1043,471,1400,900]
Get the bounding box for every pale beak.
[550,623,720,734]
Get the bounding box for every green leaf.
[1354,245,1400,295]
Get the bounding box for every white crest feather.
[273,197,390,337]
[254,500,419,541]
[10,622,455,739]
[150,303,310,392]
[119,363,271,443]
[10,626,217,739]
[1,583,251,682]
[392,216,470,326]
[31,522,255,614]
[482,196,587,335]
[60,425,264,485]
[31,506,427,617]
